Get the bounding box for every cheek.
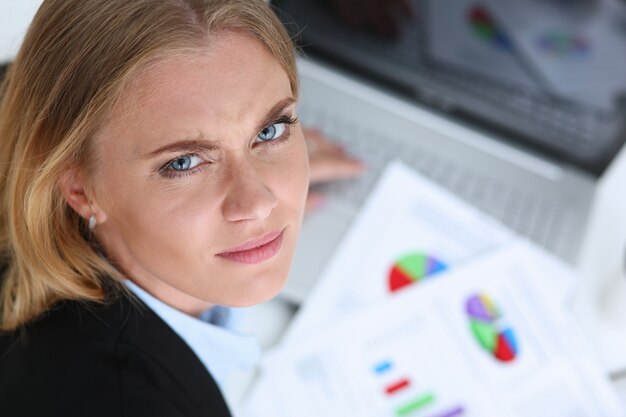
[109,184,218,240]
[96,159,217,251]
[272,139,309,211]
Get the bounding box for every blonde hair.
[0,0,298,331]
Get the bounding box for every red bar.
[385,378,410,395]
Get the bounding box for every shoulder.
[0,294,231,417]
[0,297,128,416]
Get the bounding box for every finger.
[302,126,323,137]
[309,156,366,184]
[304,128,345,154]
[305,192,327,214]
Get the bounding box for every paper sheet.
[256,243,624,417]
[284,161,518,343]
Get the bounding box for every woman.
[0,0,361,415]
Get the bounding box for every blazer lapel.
[115,295,232,416]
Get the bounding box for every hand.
[304,128,365,213]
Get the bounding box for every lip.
[216,229,284,264]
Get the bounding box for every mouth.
[216,229,285,264]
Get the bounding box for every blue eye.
[257,123,286,142]
[169,155,203,171]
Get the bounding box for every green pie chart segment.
[470,320,497,352]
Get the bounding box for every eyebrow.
[144,97,296,159]
[255,97,297,133]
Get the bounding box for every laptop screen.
[271,0,626,176]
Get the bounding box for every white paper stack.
[241,162,624,417]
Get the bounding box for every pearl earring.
[88,215,97,231]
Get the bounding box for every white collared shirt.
[125,281,262,387]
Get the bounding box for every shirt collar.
[125,280,261,386]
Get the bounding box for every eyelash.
[254,115,298,149]
[158,159,206,179]
[158,114,299,179]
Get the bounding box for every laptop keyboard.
[301,105,573,258]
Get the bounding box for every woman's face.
[89,32,308,315]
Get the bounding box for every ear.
[58,169,108,225]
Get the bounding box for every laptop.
[271,0,626,303]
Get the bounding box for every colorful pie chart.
[536,32,589,58]
[388,253,447,293]
[467,5,514,52]
[466,293,518,362]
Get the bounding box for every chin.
[223,238,299,307]
[222,269,290,308]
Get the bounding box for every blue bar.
[374,360,393,374]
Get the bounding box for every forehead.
[101,31,293,142]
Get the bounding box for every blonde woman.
[0,0,362,415]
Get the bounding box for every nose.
[221,157,278,223]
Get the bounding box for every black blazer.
[0,292,232,417]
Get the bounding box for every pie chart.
[467,5,513,52]
[388,253,447,293]
[536,32,589,58]
[466,293,518,362]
